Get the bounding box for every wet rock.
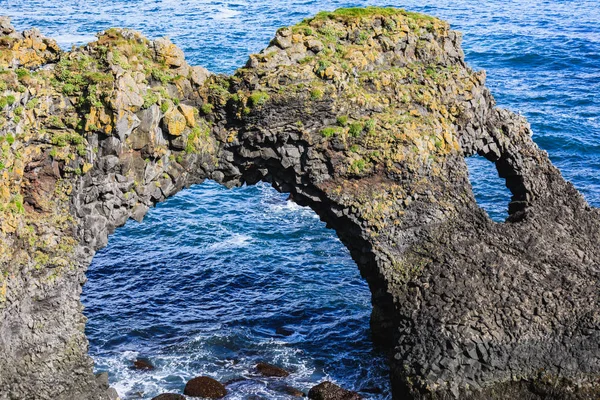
[107,387,120,400]
[183,376,227,398]
[132,358,154,371]
[224,377,248,386]
[275,326,294,336]
[359,387,382,394]
[308,382,362,400]
[270,382,305,397]
[256,362,290,377]
[151,394,186,400]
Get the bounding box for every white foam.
[213,8,242,20]
[207,233,252,250]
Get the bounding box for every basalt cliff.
[0,7,598,400]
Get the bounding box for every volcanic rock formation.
[0,7,598,400]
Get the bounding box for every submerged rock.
[132,358,154,371]
[269,382,306,397]
[256,362,290,377]
[183,376,227,398]
[308,382,362,400]
[151,394,186,400]
[275,326,294,336]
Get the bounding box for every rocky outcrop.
[0,7,599,400]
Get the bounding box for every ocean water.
[3,0,599,398]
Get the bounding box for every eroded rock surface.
[0,7,598,400]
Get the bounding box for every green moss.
[321,127,342,138]
[51,132,84,147]
[357,31,370,44]
[151,68,173,84]
[315,60,331,75]
[62,83,77,95]
[10,194,25,214]
[310,89,324,100]
[0,98,6,109]
[6,95,15,106]
[336,115,349,126]
[365,118,376,133]
[26,98,38,110]
[349,122,363,137]
[13,106,23,117]
[160,101,170,114]
[248,91,269,107]
[142,91,159,109]
[201,103,214,114]
[15,68,29,80]
[349,158,367,174]
[6,134,14,145]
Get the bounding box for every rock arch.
[0,8,599,400]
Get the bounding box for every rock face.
[0,7,599,400]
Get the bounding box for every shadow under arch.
[82,180,392,398]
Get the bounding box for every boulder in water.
[256,362,290,377]
[308,382,362,400]
[183,376,227,398]
[151,394,186,400]
[132,358,154,371]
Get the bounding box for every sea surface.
[2,0,599,398]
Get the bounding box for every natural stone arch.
[1,8,599,400]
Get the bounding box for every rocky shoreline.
[0,7,599,399]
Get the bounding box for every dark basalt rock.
[183,376,227,398]
[0,7,599,400]
[275,326,295,336]
[256,362,290,377]
[132,358,154,371]
[269,381,306,397]
[308,382,362,400]
[151,394,186,400]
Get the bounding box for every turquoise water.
[3,0,599,398]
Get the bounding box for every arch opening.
[465,155,512,222]
[82,180,391,399]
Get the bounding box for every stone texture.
[308,382,362,400]
[0,8,599,400]
[151,394,186,400]
[183,376,227,398]
[256,362,290,377]
[132,358,154,370]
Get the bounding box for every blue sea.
[3,1,599,398]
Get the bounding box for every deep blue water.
[3,0,599,398]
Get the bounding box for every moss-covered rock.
[1,8,599,400]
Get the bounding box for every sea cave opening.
[82,180,391,399]
[465,155,512,222]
